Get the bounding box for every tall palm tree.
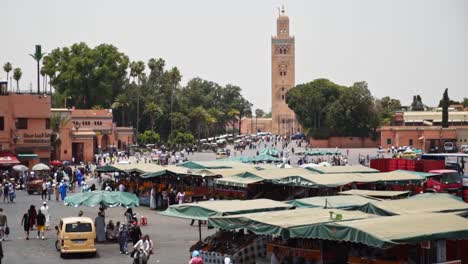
[3,62,12,91]
[50,113,71,160]
[135,61,145,85]
[40,67,46,93]
[111,94,130,126]
[13,68,22,92]
[30,45,46,93]
[144,102,162,134]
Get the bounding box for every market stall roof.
[357,195,468,216]
[254,154,281,162]
[338,189,410,199]
[408,193,463,201]
[177,161,248,170]
[306,165,378,174]
[208,207,375,237]
[287,195,377,209]
[0,152,20,165]
[301,213,468,248]
[95,164,124,173]
[214,172,264,187]
[113,163,167,173]
[260,147,279,157]
[159,199,293,221]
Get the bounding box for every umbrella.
[12,164,29,172]
[50,160,62,166]
[64,190,139,208]
[32,163,50,171]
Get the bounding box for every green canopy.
[254,154,281,162]
[291,213,468,248]
[95,165,124,173]
[140,170,167,179]
[214,172,264,187]
[288,195,376,209]
[357,195,468,216]
[64,190,139,208]
[159,199,293,221]
[260,148,279,157]
[208,208,374,237]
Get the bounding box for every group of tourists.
[20,202,51,240]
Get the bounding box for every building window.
[16,118,28,129]
[282,94,285,101]
[386,138,392,145]
[0,117,3,131]
[45,118,50,129]
[409,139,413,146]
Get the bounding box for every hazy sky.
[2,0,467,111]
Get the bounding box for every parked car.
[444,141,457,153]
[291,133,306,140]
[216,149,230,159]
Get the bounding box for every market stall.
[356,194,468,216]
[287,195,377,209]
[338,189,410,199]
[305,165,378,174]
[207,208,374,263]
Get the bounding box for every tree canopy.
[42,42,252,146]
[287,79,382,139]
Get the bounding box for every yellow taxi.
[57,217,96,257]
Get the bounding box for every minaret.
[271,6,297,135]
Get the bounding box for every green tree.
[189,106,210,141]
[13,68,22,91]
[42,42,129,108]
[144,101,162,134]
[3,62,12,90]
[255,109,265,117]
[111,94,130,126]
[376,96,401,125]
[441,88,450,128]
[169,131,194,149]
[170,112,190,132]
[411,95,425,111]
[264,112,272,118]
[462,98,468,108]
[30,45,46,93]
[138,130,160,145]
[286,79,344,137]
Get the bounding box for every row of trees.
[286,79,399,139]
[37,42,252,145]
[2,62,22,91]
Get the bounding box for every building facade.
[271,8,300,136]
[0,90,52,167]
[52,108,134,163]
[381,110,468,151]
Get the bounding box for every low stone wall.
[310,137,380,148]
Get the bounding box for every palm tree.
[13,68,22,92]
[111,94,130,126]
[30,45,46,93]
[3,62,12,91]
[50,113,71,160]
[135,61,145,85]
[40,67,46,93]
[144,102,162,134]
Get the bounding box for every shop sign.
[23,132,51,144]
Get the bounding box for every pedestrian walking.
[40,202,50,230]
[54,182,59,201]
[36,210,46,240]
[2,184,8,204]
[46,180,52,201]
[59,181,67,201]
[118,223,129,254]
[0,209,7,241]
[41,181,47,200]
[21,208,32,240]
[8,184,15,203]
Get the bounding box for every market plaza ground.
[1,147,384,264]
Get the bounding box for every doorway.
[72,143,84,163]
